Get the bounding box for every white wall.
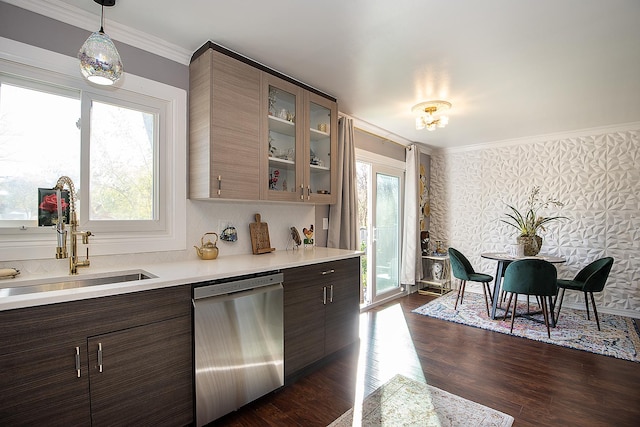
[7,200,315,276]
[429,124,640,318]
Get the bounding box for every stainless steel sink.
[0,270,156,297]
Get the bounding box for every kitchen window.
[0,38,186,260]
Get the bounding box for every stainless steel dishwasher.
[193,272,284,426]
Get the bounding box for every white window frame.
[0,37,187,260]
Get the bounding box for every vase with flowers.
[501,186,567,256]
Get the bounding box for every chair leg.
[481,282,491,317]
[509,293,518,333]
[541,297,551,338]
[455,280,466,310]
[485,282,494,303]
[589,292,601,331]
[584,291,591,320]
[503,293,514,321]
[554,288,565,321]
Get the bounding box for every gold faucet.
[54,176,92,275]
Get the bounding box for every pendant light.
[77,0,123,85]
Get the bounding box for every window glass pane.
[89,101,155,221]
[375,172,400,295]
[0,82,80,222]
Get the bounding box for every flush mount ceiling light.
[412,100,451,131]
[77,0,123,85]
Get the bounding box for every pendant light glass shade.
[78,31,123,85]
[77,1,123,86]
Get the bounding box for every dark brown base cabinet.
[283,257,360,380]
[0,285,193,426]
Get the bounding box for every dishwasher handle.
[193,273,283,300]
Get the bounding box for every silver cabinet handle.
[321,269,335,275]
[75,346,81,378]
[217,175,222,196]
[323,286,327,305]
[329,284,334,303]
[300,184,304,200]
[307,186,311,200]
[97,342,103,373]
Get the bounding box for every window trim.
[0,37,187,260]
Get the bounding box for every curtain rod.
[352,125,410,149]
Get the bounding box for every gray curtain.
[328,117,358,250]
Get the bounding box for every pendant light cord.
[99,3,105,33]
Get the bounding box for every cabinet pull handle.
[306,186,311,200]
[321,269,335,275]
[323,286,327,305]
[97,342,103,373]
[329,284,334,303]
[217,175,222,196]
[75,346,81,378]
[300,184,304,200]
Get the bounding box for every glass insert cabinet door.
[306,93,335,203]
[263,74,337,203]
[265,77,303,202]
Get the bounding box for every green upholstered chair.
[554,257,614,331]
[501,259,557,338]
[448,248,494,316]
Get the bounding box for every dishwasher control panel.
[193,272,283,300]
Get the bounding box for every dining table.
[481,252,566,320]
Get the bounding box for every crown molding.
[439,121,640,154]
[3,0,192,65]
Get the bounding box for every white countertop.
[0,248,362,311]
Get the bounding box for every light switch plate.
[322,217,329,230]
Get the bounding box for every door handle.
[75,346,81,378]
[97,342,103,373]
[323,286,327,305]
[329,284,334,303]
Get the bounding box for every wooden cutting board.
[249,213,275,254]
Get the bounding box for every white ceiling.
[37,0,640,148]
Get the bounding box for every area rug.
[412,291,640,363]
[328,374,514,427]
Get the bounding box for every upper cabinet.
[189,42,337,204]
[189,48,261,200]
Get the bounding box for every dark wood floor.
[213,293,640,426]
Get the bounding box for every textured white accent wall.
[430,125,640,318]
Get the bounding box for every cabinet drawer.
[0,285,192,356]
[284,258,359,286]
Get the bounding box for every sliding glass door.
[357,157,404,306]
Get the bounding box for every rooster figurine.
[302,224,314,245]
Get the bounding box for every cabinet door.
[0,303,91,426]
[283,265,326,377]
[0,340,91,425]
[87,315,192,427]
[190,49,261,200]
[262,73,305,202]
[324,257,361,355]
[305,91,338,204]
